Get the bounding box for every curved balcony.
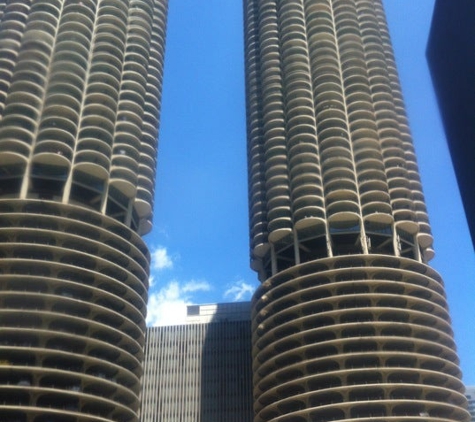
[74,151,110,179]
[88,61,121,92]
[134,187,152,219]
[0,135,32,158]
[32,145,71,169]
[251,255,468,422]
[78,126,113,149]
[361,187,392,209]
[323,166,357,189]
[0,200,149,422]
[321,154,354,174]
[109,168,137,199]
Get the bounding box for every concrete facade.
[0,1,167,421]
[244,0,469,420]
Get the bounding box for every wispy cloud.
[183,280,211,293]
[224,280,255,302]
[146,280,211,326]
[151,246,174,271]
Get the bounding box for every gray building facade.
[467,386,475,422]
[141,303,253,422]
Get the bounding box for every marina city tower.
[0,1,167,422]
[244,0,469,421]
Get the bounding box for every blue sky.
[145,1,475,385]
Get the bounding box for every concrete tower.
[244,0,469,421]
[0,1,167,422]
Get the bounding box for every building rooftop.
[185,302,251,324]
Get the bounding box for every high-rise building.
[427,0,475,249]
[244,0,469,421]
[141,303,253,422]
[0,1,167,422]
[466,386,475,422]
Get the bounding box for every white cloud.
[151,246,173,271]
[146,279,211,326]
[224,280,255,302]
[182,280,211,293]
